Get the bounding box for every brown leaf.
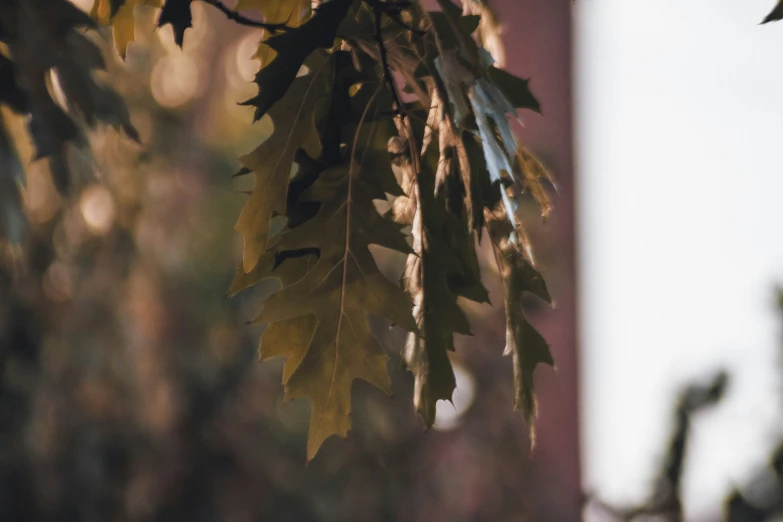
[252,160,415,460]
[92,0,162,59]
[486,205,553,445]
[514,146,554,221]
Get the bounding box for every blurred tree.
[586,291,783,522]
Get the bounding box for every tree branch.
[202,0,291,32]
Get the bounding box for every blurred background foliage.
[0,2,569,520]
[586,293,783,522]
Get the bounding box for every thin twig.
[374,9,406,118]
[203,0,291,32]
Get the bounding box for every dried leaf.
[460,0,505,67]
[486,206,552,445]
[514,146,554,221]
[391,112,487,427]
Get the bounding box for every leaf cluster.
[221,0,555,459]
[0,0,139,244]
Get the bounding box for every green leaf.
[242,0,353,122]
[235,52,334,272]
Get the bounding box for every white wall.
[575,0,783,517]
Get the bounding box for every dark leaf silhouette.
[763,0,783,23]
[158,0,193,47]
[242,0,353,121]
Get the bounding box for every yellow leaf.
[235,52,332,272]
[91,0,162,59]
[235,0,311,68]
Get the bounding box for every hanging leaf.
[242,0,353,122]
[227,246,319,383]
[514,146,554,221]
[460,0,505,66]
[157,0,192,47]
[488,66,539,113]
[389,80,490,427]
[235,52,335,272]
[486,207,553,444]
[234,0,312,68]
[253,160,417,460]
[763,1,783,23]
[91,0,163,59]
[4,0,138,190]
[390,136,463,428]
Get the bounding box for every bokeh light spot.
[150,54,203,108]
[79,184,116,235]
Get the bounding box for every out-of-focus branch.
[203,0,291,31]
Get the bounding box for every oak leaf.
[253,161,417,460]
[487,208,553,444]
[235,0,312,67]
[235,52,334,272]
[91,0,162,59]
[242,0,353,122]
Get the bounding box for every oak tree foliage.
[12,0,776,461]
